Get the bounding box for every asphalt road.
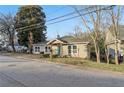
[0,55,124,87]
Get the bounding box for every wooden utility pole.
[50,45,53,60]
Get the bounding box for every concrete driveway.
[0,55,124,87]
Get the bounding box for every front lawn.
[44,57,124,73]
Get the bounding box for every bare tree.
[73,26,83,38]
[109,6,124,65]
[0,13,16,52]
[69,25,89,39]
[102,30,110,64]
[101,12,111,64]
[73,6,115,63]
[73,6,105,63]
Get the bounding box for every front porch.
[47,39,67,57]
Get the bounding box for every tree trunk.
[94,40,100,63]
[9,35,16,53]
[96,46,100,63]
[105,45,109,64]
[11,39,16,53]
[28,31,33,54]
[115,40,119,65]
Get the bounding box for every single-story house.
[32,41,50,54]
[105,25,124,58]
[33,36,90,59]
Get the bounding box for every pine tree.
[15,5,46,53]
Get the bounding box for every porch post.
[60,43,63,57]
[50,44,53,60]
[88,45,90,59]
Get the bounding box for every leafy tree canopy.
[15,5,47,47]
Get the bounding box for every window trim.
[37,47,40,52]
[35,47,37,52]
[35,46,40,52]
[68,45,78,54]
[68,45,72,54]
[45,47,47,52]
[73,45,77,53]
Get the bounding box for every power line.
[47,5,115,25]
[15,23,43,31]
[15,6,93,31]
[47,6,94,22]
[16,6,115,31]
[46,6,67,16]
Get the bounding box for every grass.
[1,52,42,59]
[44,58,124,72]
[1,52,124,73]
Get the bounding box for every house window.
[37,47,40,52]
[35,47,37,52]
[68,45,77,54]
[49,47,51,50]
[73,45,77,53]
[48,47,51,52]
[45,47,47,52]
[35,46,40,52]
[68,45,71,54]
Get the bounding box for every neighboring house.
[33,36,90,59]
[32,41,50,54]
[106,25,124,58]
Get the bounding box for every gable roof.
[33,35,90,46]
[59,36,90,44]
[47,39,68,45]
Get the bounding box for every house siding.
[62,44,90,59]
[33,44,50,54]
[77,44,89,59]
[62,45,68,56]
[32,39,90,59]
[52,45,58,55]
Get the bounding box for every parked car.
[7,45,28,53]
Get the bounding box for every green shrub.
[63,55,68,58]
[40,52,44,54]
[42,54,50,58]
[41,54,58,58]
[53,54,58,58]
